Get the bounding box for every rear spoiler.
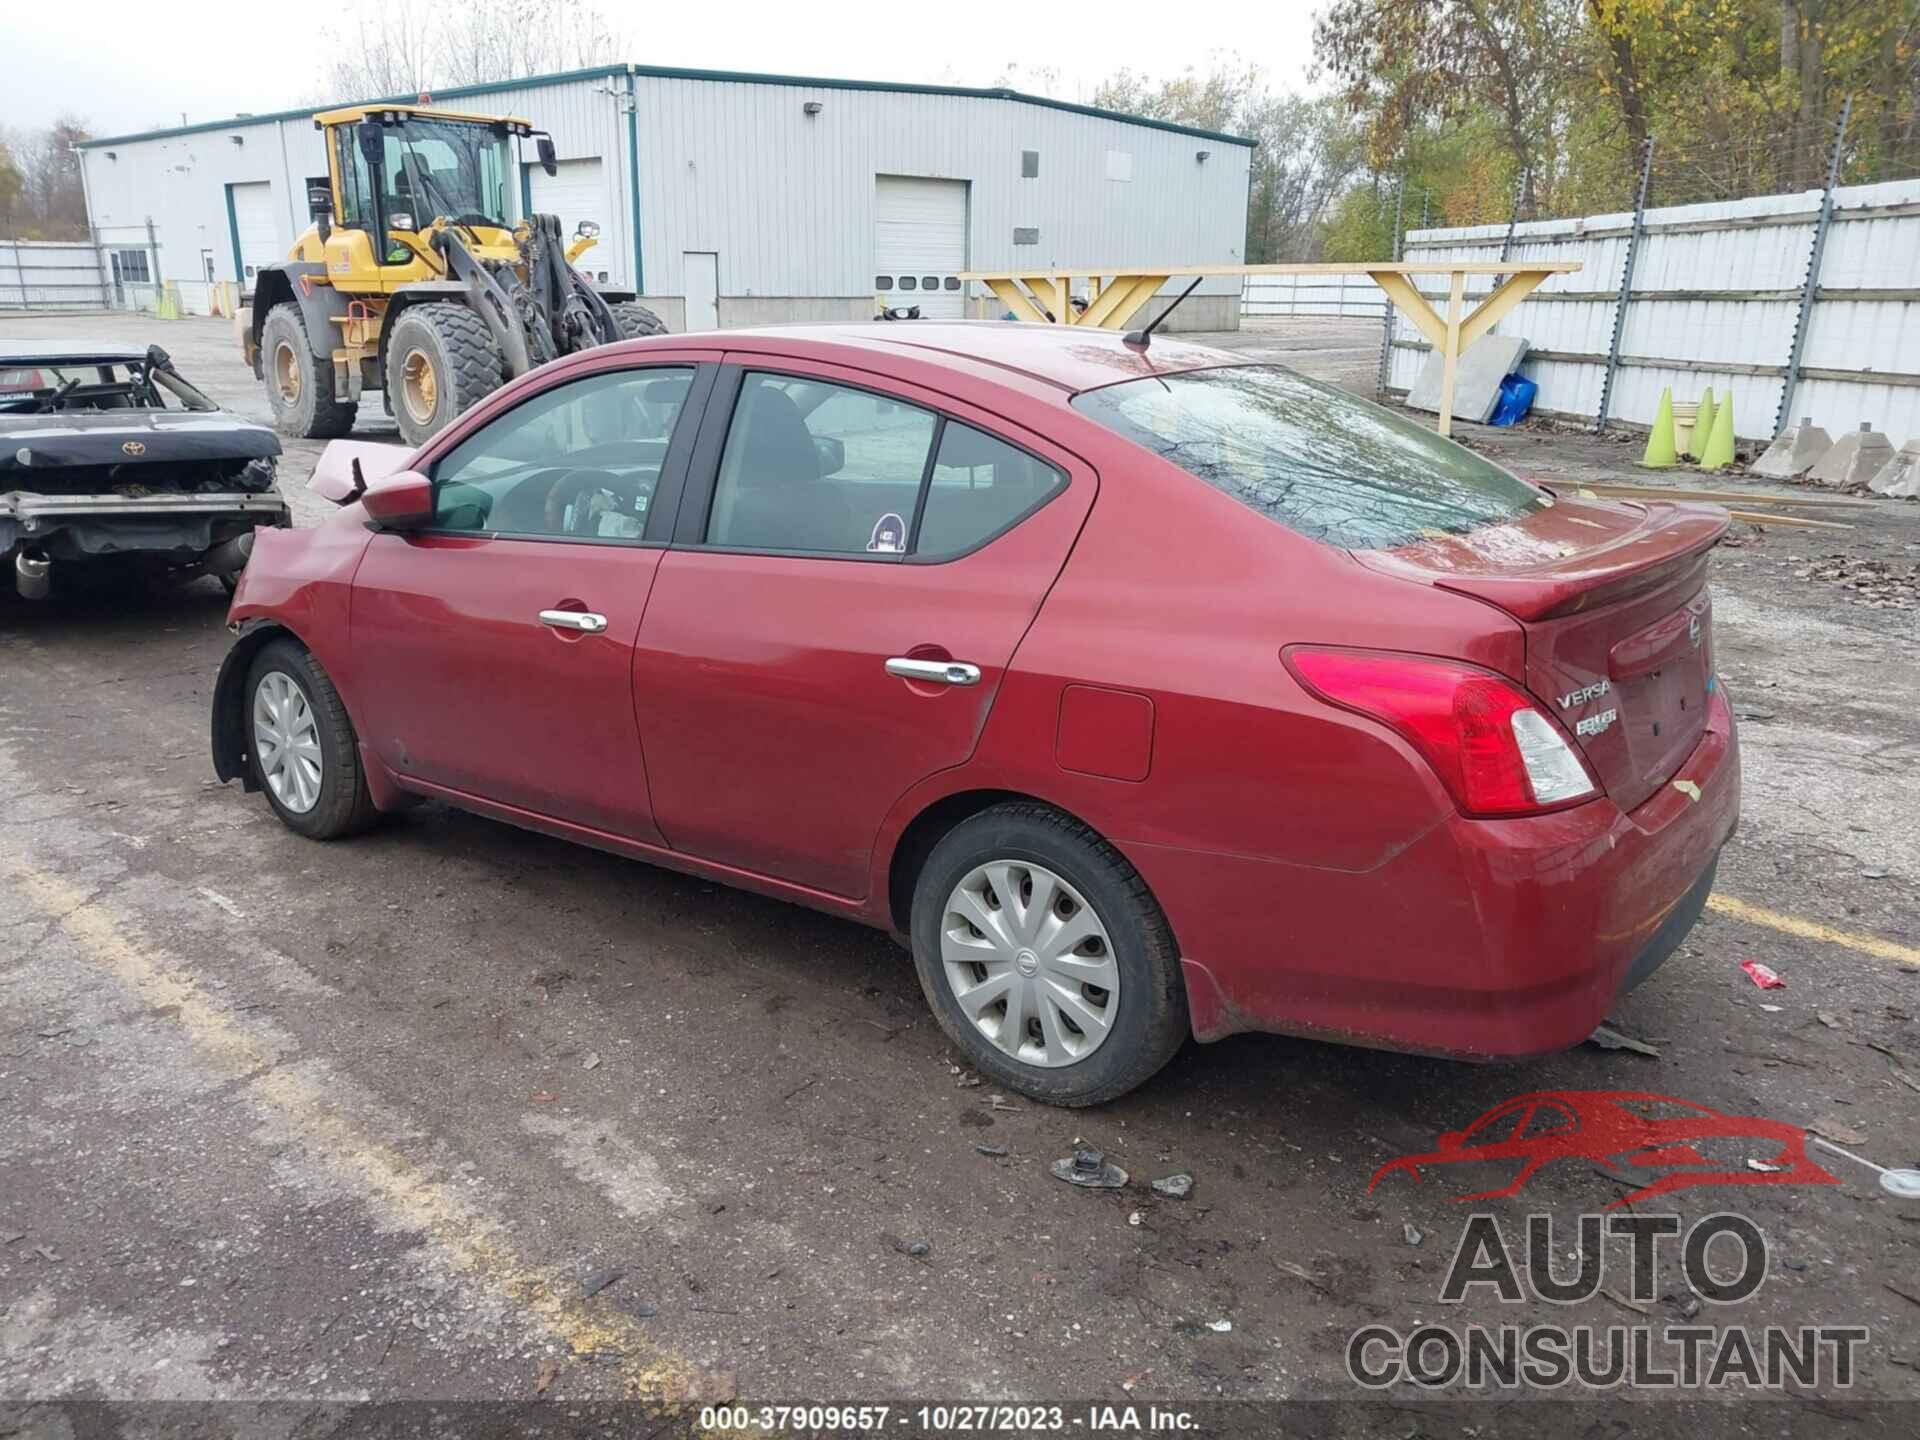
[310,439,412,505]
[1435,500,1728,621]
[1356,499,1729,622]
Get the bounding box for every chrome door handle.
[886,657,982,687]
[539,609,608,634]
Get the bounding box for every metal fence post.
[1376,173,1406,399]
[1596,140,1655,432]
[1775,97,1852,438]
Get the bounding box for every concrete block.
[1408,336,1530,423]
[1869,439,1920,499]
[1808,423,1893,489]
[1751,418,1833,479]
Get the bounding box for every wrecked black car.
[1,345,290,599]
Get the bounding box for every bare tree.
[320,9,439,99]
[318,0,627,100]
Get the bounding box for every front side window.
[334,130,375,228]
[431,367,694,539]
[1072,365,1547,551]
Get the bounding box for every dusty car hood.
[1,411,281,473]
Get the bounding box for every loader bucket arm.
[527,214,621,350]
[432,228,534,377]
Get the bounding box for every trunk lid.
[1357,493,1727,813]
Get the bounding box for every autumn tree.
[2,116,92,240]
[0,140,23,237]
[1316,0,1585,214]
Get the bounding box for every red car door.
[634,357,1095,898]
[349,361,711,841]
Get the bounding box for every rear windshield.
[1071,365,1547,550]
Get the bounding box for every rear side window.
[917,422,1064,558]
[1071,366,1546,550]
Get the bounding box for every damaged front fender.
[210,618,293,788]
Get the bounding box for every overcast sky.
[5,0,1320,138]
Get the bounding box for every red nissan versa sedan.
[210,323,1739,1105]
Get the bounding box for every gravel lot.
[3,312,1917,1435]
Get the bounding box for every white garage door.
[529,158,610,276]
[875,176,967,320]
[229,182,280,288]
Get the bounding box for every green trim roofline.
[78,62,1255,150]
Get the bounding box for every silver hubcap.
[941,861,1119,1068]
[253,671,322,814]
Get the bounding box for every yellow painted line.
[1708,893,1920,970]
[8,865,707,1401]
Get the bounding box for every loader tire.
[386,302,503,446]
[608,300,668,340]
[261,303,357,439]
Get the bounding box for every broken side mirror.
[534,132,558,177]
[361,469,434,531]
[356,121,385,172]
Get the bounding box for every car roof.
[0,345,154,366]
[700,321,1246,397]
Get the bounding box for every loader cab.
[317,105,530,290]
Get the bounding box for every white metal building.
[76,63,1254,331]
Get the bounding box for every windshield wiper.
[396,132,485,248]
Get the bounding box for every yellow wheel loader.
[239,103,665,446]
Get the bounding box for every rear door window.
[1071,365,1547,550]
[707,374,937,555]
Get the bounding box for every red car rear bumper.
[1139,689,1740,1058]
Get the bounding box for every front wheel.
[607,300,668,340]
[910,803,1189,1107]
[244,639,378,840]
[385,303,503,446]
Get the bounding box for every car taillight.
[1284,647,1598,817]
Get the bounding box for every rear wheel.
[385,302,503,446]
[607,300,668,340]
[260,303,357,439]
[909,803,1189,1106]
[244,639,378,841]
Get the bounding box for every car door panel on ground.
[635,356,1095,898]
[350,361,712,842]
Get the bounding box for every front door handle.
[886,657,982,687]
[540,609,608,634]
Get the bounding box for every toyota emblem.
[122,441,146,456]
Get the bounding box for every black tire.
[607,300,668,340]
[243,639,379,841]
[260,303,357,439]
[909,803,1189,1107]
[386,302,503,446]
